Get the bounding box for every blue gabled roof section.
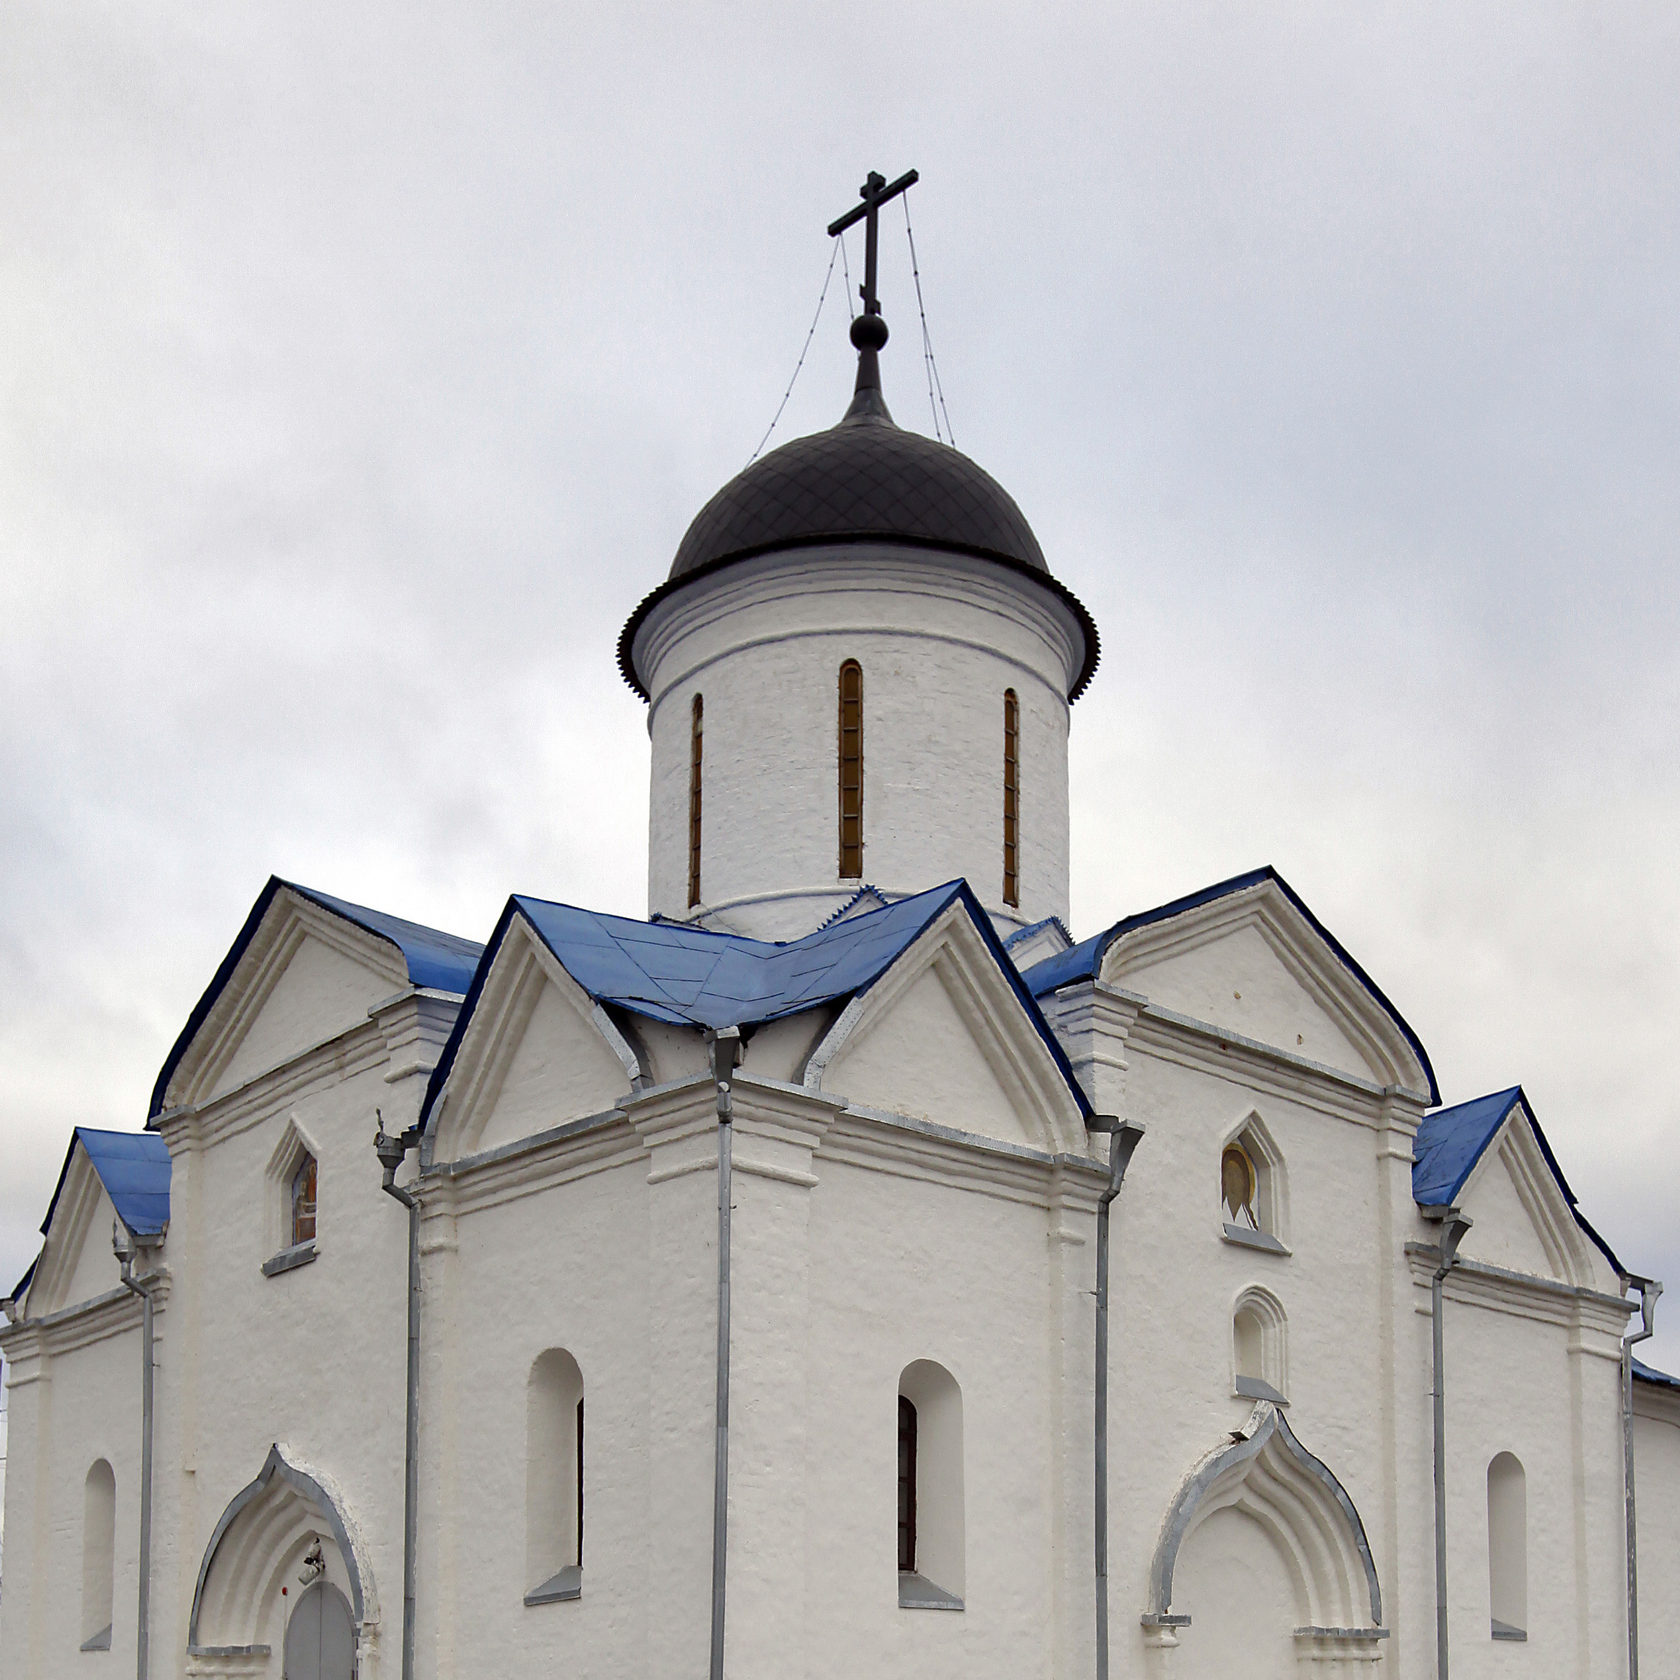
[1020,865,1440,1105]
[1634,1358,1680,1392]
[41,1127,173,1241]
[422,879,1091,1129]
[149,876,483,1120]
[1412,1084,1623,1274]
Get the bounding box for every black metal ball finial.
[850,313,889,352]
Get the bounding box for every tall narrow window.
[527,1349,585,1604]
[898,1396,918,1572]
[838,660,864,878]
[1488,1453,1527,1640]
[291,1152,317,1247]
[688,693,704,908]
[897,1361,964,1609]
[82,1459,115,1651]
[1002,689,1020,906]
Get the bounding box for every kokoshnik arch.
[3,172,1677,1680]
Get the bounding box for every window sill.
[80,1625,113,1652]
[525,1565,582,1606]
[1235,1375,1289,1406]
[1491,1621,1527,1642]
[899,1572,963,1611]
[1222,1223,1289,1255]
[262,1241,318,1278]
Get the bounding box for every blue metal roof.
[1020,865,1440,1105]
[1412,1086,1524,1206]
[1634,1357,1680,1392]
[149,876,483,1119]
[1412,1084,1623,1273]
[40,1127,173,1241]
[423,879,1091,1128]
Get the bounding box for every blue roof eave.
[1411,1085,1624,1277]
[148,877,482,1121]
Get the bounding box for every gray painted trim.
[1222,1223,1290,1255]
[1234,1375,1289,1405]
[1148,1402,1383,1627]
[80,1624,113,1652]
[1491,1620,1527,1642]
[260,1241,317,1278]
[188,1444,366,1646]
[524,1565,582,1606]
[186,1645,272,1659]
[430,1106,625,1179]
[899,1572,964,1610]
[1295,1626,1390,1641]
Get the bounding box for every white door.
[283,1581,356,1680]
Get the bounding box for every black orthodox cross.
[828,169,919,319]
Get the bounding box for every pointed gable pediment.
[808,900,1088,1155]
[160,886,408,1114]
[1098,872,1435,1099]
[1414,1087,1619,1292]
[426,911,638,1163]
[29,1144,122,1317]
[151,879,482,1121]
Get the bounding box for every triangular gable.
[422,880,1090,1134]
[150,878,483,1120]
[1003,915,1073,971]
[806,898,1089,1152]
[28,1137,122,1316]
[1413,1086,1622,1285]
[1024,867,1438,1103]
[426,914,639,1161]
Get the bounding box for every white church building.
[3,181,1677,1680]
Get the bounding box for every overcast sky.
[2,0,1677,1368]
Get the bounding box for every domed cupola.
[621,174,1099,942]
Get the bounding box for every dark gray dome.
[619,367,1099,704]
[669,396,1048,578]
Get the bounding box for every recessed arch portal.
[188,1444,375,1659]
[1146,1402,1384,1651]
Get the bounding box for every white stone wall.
[635,547,1085,940]
[1634,1387,1680,1675]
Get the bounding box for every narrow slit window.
[291,1152,317,1247]
[838,660,864,878]
[898,1395,918,1572]
[688,693,704,908]
[1002,689,1020,906]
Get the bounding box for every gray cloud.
[2,0,1676,1365]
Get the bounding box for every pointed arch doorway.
[284,1580,356,1680]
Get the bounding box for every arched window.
[688,693,704,908]
[1231,1287,1288,1403]
[1220,1116,1288,1252]
[82,1458,115,1651]
[897,1361,963,1610]
[1002,689,1020,907]
[291,1152,318,1248]
[1488,1453,1527,1640]
[838,660,863,879]
[526,1349,584,1604]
